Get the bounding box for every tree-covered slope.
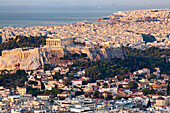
[0,36,46,55]
[124,46,170,57]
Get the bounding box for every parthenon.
[46,37,74,47]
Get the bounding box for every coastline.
[0,10,114,28]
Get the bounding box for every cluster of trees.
[128,81,138,90]
[53,72,62,81]
[71,53,87,58]
[0,35,46,55]
[53,72,74,86]
[26,86,44,96]
[148,74,156,80]
[27,81,38,85]
[60,53,88,60]
[124,46,170,58]
[0,69,64,97]
[142,88,165,96]
[93,90,103,98]
[0,70,27,87]
[142,88,156,95]
[167,79,170,95]
[87,90,105,99]
[27,86,63,97]
[114,95,129,100]
[75,91,84,97]
[44,64,51,72]
[87,90,124,100]
[43,88,63,97]
[72,55,169,82]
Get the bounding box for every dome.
[157,96,165,100]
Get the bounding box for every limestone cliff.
[0,47,126,70]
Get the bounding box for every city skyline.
[0,1,169,112]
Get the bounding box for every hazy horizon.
[1,0,170,12]
[0,0,170,27]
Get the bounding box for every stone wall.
[2,48,39,58]
[0,47,126,70]
[0,48,44,70]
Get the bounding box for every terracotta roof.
[152,84,162,88]
[37,94,50,96]
[72,79,82,81]
[18,86,26,88]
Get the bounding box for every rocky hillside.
[0,47,126,70]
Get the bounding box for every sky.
[0,0,170,12]
[1,0,127,6]
[0,0,170,6]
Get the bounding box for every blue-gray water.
[0,11,113,27]
[0,5,116,27]
[0,3,169,27]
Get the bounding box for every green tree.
[128,81,138,90]
[53,72,62,81]
[44,64,50,72]
[115,95,128,100]
[0,36,47,56]
[81,53,87,57]
[63,54,69,60]
[148,74,156,80]
[142,88,156,95]
[105,93,113,100]
[75,91,84,96]
[103,83,108,87]
[167,82,170,95]
[93,90,100,98]
[97,82,101,86]
[41,81,45,90]
[147,99,151,108]
[0,70,27,87]
[118,84,123,88]
[142,88,150,95]
[157,91,164,95]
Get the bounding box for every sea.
[0,11,114,27]
[0,4,169,28]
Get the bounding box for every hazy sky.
[1,0,170,6]
[0,0,170,12]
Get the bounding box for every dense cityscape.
[0,8,169,113]
[0,9,170,50]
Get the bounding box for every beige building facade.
[156,97,166,106]
[17,86,27,95]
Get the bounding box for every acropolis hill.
[0,46,126,70]
[0,9,169,70]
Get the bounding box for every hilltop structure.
[46,36,74,47]
[0,46,126,70]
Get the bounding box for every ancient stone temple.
[46,37,74,47]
